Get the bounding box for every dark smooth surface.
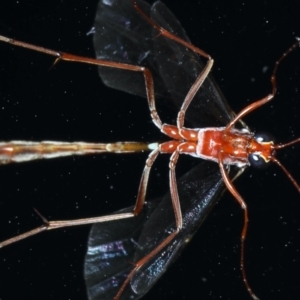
[0,1,300,300]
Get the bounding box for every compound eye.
[249,131,274,169]
[249,153,269,169]
[254,131,274,143]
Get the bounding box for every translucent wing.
[84,161,227,299]
[93,0,235,127]
[93,0,166,98]
[150,2,235,127]
[84,200,159,300]
[130,162,229,296]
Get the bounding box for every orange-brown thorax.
[161,124,274,167]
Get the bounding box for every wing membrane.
[93,0,234,127]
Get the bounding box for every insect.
[0,0,300,300]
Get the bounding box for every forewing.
[150,2,235,127]
[93,0,167,99]
[84,161,231,299]
[93,0,235,127]
[84,201,159,300]
[130,161,227,295]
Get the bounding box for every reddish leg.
[0,146,161,247]
[0,35,162,130]
[218,39,300,300]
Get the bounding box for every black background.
[0,0,300,299]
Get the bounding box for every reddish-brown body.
[0,1,299,299]
[160,124,274,167]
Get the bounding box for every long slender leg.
[0,212,133,248]
[132,148,160,214]
[0,148,160,247]
[132,0,211,60]
[218,152,259,300]
[114,150,183,300]
[0,35,163,130]
[132,0,215,131]
[177,59,214,129]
